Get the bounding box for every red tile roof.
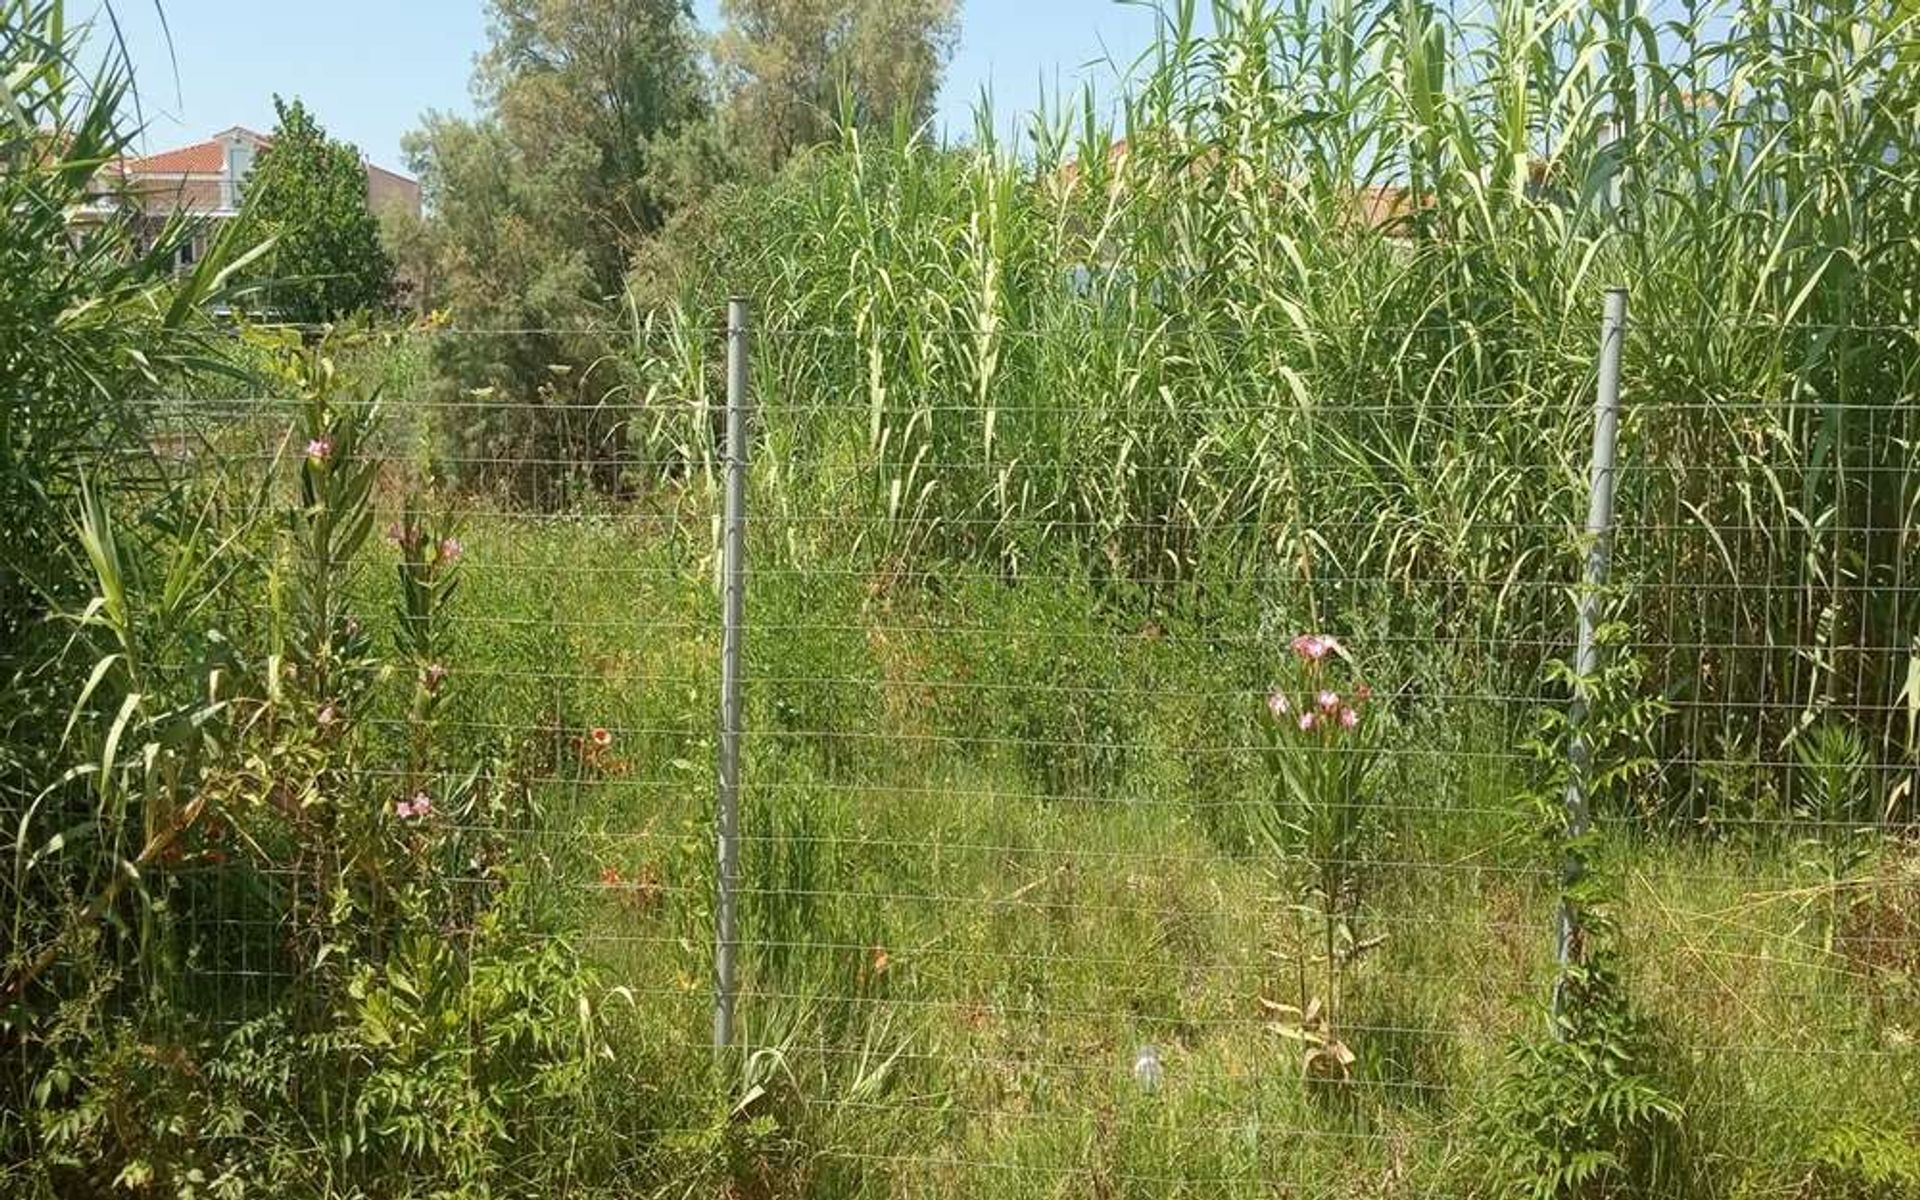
[122,139,225,174]
[120,128,270,176]
[112,126,416,189]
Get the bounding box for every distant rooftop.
[119,126,269,175]
[118,126,414,183]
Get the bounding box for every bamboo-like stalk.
[636,0,1919,822]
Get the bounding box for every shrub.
[1477,952,1686,1199]
[1256,632,1388,1081]
[4,338,614,1197]
[1805,1124,1920,1200]
[0,0,253,753]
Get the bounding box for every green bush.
[4,340,619,1198]
[1806,1124,1920,1200]
[1476,953,1687,1199]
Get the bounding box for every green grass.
[407,498,1920,1198]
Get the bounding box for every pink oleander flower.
[1290,633,1330,663]
[1297,711,1317,733]
[305,436,334,462]
[1267,690,1291,718]
[1339,706,1359,730]
[396,792,432,819]
[1317,690,1341,713]
[438,537,463,564]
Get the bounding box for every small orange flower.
[598,865,623,887]
[589,727,613,749]
[870,945,891,976]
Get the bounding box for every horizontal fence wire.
[119,310,1920,1195]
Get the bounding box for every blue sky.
[99,1,1205,172]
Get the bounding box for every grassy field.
[372,500,1918,1197]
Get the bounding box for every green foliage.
[237,97,395,322]
[648,0,1920,819]
[1792,721,1878,950]
[8,2,1920,1197]
[0,0,250,653]
[982,578,1139,799]
[402,0,708,498]
[1478,948,1687,1200]
[1527,618,1671,834]
[1494,616,1686,1197]
[755,569,882,779]
[477,0,708,276]
[1806,1123,1920,1199]
[3,338,612,1197]
[715,0,960,171]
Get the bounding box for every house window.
[223,141,256,210]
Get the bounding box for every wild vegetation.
[233,97,396,322]
[5,0,1920,1198]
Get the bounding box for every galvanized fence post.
[714,297,750,1050]
[1555,286,1628,1021]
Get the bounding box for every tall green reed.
[632,0,1917,824]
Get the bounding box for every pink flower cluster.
[305,436,334,462]
[1290,633,1333,662]
[1267,633,1371,735]
[395,792,433,819]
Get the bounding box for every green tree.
[479,0,709,282]
[715,0,961,170]
[402,0,708,497]
[238,96,395,322]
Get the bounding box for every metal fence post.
[714,297,750,1050]
[1555,286,1628,1022]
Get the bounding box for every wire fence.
[130,293,1920,1193]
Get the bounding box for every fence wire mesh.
[118,300,1920,1195]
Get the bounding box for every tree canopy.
[238,97,395,322]
[715,0,959,170]
[395,0,961,495]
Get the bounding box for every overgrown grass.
[418,499,1920,1197]
[629,0,1920,829]
[11,0,1920,1195]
